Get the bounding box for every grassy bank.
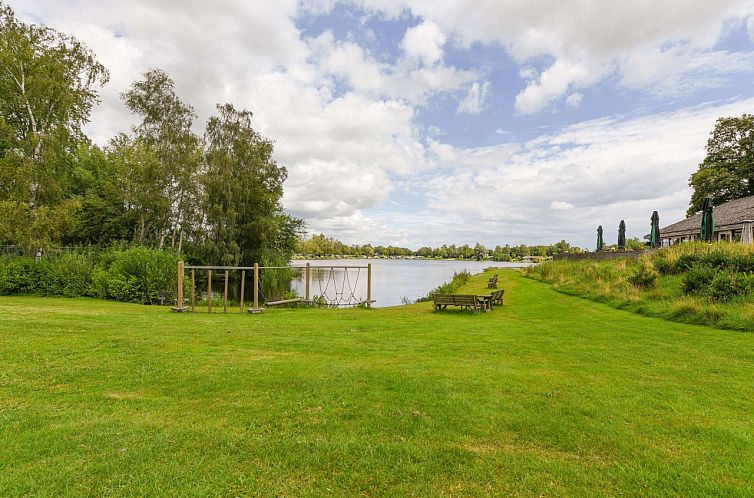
[2,269,754,496]
[525,243,754,332]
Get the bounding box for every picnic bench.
[433,294,487,312]
[487,274,498,288]
[433,289,505,313]
[490,289,505,306]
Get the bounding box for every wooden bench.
[433,294,486,313]
[490,289,505,306]
[487,274,498,289]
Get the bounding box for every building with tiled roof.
[659,195,754,246]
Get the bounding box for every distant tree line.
[0,3,302,266]
[296,234,583,260]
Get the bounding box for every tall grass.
[418,270,472,301]
[524,242,754,332]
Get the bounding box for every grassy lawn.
[1,269,753,496]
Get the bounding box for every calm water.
[290,259,533,307]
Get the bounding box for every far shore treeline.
[296,233,588,260]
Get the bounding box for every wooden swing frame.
[171,261,373,314]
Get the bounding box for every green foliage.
[0,9,300,265]
[42,253,94,297]
[688,114,754,216]
[96,247,180,304]
[524,242,754,331]
[0,3,108,252]
[0,257,42,294]
[709,271,752,302]
[682,264,716,295]
[627,259,658,288]
[296,234,581,260]
[0,247,178,304]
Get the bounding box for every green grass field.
[1,270,753,496]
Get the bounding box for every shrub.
[709,271,754,302]
[682,264,716,295]
[627,260,658,288]
[676,253,701,272]
[42,253,94,297]
[652,255,674,275]
[0,257,43,294]
[97,247,180,304]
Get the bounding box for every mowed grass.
[1,270,753,497]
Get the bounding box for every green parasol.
[597,226,604,251]
[650,211,660,249]
[700,197,715,242]
[618,220,626,250]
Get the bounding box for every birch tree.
[0,3,108,253]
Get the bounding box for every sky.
[11,0,754,249]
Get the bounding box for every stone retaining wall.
[552,250,655,262]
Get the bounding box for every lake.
[290,259,533,307]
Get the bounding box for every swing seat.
[265,298,308,306]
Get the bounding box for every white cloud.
[400,20,446,66]
[308,30,477,105]
[748,16,754,42]
[565,92,583,108]
[420,98,754,247]
[11,0,754,249]
[457,80,492,114]
[550,201,575,210]
[353,0,754,113]
[515,59,607,114]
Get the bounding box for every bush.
[97,247,180,304]
[42,253,94,297]
[709,271,754,302]
[676,253,701,272]
[0,257,42,294]
[652,255,674,275]
[0,247,180,304]
[627,260,658,288]
[682,264,716,295]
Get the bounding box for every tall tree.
[688,114,754,216]
[122,69,202,250]
[0,3,108,252]
[203,103,301,266]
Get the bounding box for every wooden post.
[171,261,188,312]
[223,270,229,313]
[177,261,184,306]
[305,262,310,301]
[208,270,212,313]
[253,263,259,311]
[367,263,372,307]
[191,269,195,312]
[240,270,246,313]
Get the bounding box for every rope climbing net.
[312,266,364,307]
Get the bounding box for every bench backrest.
[433,294,480,306]
[433,294,455,304]
[451,294,479,305]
